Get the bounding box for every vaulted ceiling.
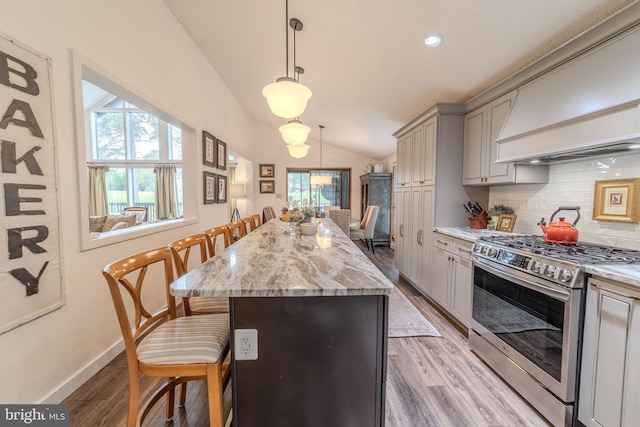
[164,0,635,159]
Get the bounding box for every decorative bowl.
[299,222,318,236]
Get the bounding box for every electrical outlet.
[520,199,531,209]
[234,329,258,360]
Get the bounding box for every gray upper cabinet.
[463,90,549,185]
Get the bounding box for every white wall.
[489,152,640,249]
[251,123,379,220]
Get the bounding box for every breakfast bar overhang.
[170,219,394,427]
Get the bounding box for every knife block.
[469,211,489,229]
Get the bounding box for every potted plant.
[486,204,514,230]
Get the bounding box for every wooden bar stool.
[169,234,229,315]
[241,217,257,233]
[204,226,231,258]
[251,213,262,228]
[225,220,247,242]
[102,247,230,427]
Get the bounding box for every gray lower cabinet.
[360,173,392,246]
[579,277,640,427]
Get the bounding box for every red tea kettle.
[537,206,580,245]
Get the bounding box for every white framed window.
[86,89,183,221]
[72,52,197,250]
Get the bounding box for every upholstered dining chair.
[169,234,229,315]
[262,206,276,223]
[350,205,380,253]
[226,220,247,242]
[204,226,231,258]
[102,247,230,427]
[328,209,351,236]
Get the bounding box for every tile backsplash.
[489,152,640,250]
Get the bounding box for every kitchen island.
[170,219,394,427]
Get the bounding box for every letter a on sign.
[0,34,64,335]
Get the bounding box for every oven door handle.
[473,256,571,302]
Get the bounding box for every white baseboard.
[40,338,125,404]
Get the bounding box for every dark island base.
[230,295,388,427]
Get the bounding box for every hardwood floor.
[63,242,550,426]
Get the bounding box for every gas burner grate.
[479,235,640,265]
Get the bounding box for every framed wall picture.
[215,139,227,170]
[215,174,227,203]
[202,131,215,167]
[203,171,215,204]
[496,214,517,232]
[259,180,275,194]
[593,178,640,223]
[260,164,275,178]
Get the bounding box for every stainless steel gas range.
[470,235,640,427]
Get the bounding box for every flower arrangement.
[300,204,315,219]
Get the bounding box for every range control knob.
[481,246,489,256]
[559,269,573,283]
[544,265,557,278]
[531,261,543,273]
[487,248,498,258]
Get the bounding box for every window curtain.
[88,165,109,216]
[340,170,350,208]
[155,164,177,220]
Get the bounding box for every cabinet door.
[421,117,436,186]
[418,188,434,295]
[394,188,411,273]
[411,124,424,186]
[451,256,472,327]
[486,91,516,183]
[623,299,640,426]
[405,187,423,285]
[400,133,413,186]
[580,282,633,427]
[462,108,485,185]
[432,247,450,309]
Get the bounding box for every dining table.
[170,218,394,427]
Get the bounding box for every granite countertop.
[433,226,522,242]
[585,264,640,289]
[170,219,394,298]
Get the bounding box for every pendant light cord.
[319,125,324,169]
[285,0,289,78]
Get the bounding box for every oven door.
[471,256,582,403]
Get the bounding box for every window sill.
[81,217,197,251]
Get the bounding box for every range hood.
[496,25,640,164]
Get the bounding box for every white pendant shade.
[279,119,311,145]
[287,143,310,158]
[263,78,312,119]
[310,175,332,186]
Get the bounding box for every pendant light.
[310,125,332,186]
[262,1,312,119]
[280,119,311,145]
[288,143,310,158]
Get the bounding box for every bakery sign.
[0,33,64,334]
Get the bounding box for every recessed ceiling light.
[423,33,443,47]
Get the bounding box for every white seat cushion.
[137,314,229,365]
[189,297,230,314]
